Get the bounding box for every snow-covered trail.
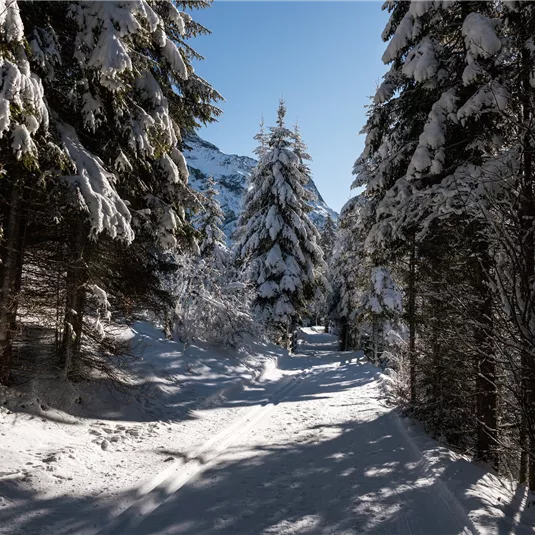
[4,330,533,535]
[124,364,470,534]
[94,331,532,535]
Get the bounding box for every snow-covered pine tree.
[4,1,222,380]
[502,0,535,490]
[23,0,222,248]
[355,0,512,472]
[427,1,535,488]
[328,197,363,350]
[174,176,258,349]
[321,215,337,261]
[0,0,61,384]
[316,214,336,332]
[356,266,402,366]
[236,100,325,344]
[292,121,330,327]
[194,175,229,270]
[382,1,507,469]
[292,121,313,182]
[353,0,440,399]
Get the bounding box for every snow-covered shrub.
[170,176,260,349]
[172,255,260,349]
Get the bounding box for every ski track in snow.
[2,328,534,535]
[126,359,478,535]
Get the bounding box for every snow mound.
[0,320,285,534]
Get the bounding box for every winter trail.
[101,329,494,535]
[9,329,532,535]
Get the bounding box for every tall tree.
[194,175,229,269]
[0,0,222,383]
[321,215,337,261]
[328,197,363,350]
[0,0,58,383]
[354,1,503,467]
[236,100,325,344]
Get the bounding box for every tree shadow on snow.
[1,330,283,425]
[1,323,352,427]
[3,361,534,535]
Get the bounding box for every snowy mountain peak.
[184,134,338,239]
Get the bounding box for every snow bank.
[373,366,535,533]
[0,321,284,533]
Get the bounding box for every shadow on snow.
[2,362,533,535]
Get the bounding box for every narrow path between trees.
[93,329,527,535]
[4,329,533,535]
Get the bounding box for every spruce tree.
[0,1,222,383]
[351,1,535,483]
[328,197,363,350]
[0,1,61,384]
[292,121,329,328]
[321,215,337,261]
[236,100,325,343]
[194,176,229,269]
[292,121,312,182]
[38,0,220,377]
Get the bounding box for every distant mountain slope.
[184,134,338,239]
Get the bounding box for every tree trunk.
[339,317,348,352]
[408,233,417,404]
[519,45,535,489]
[430,292,442,419]
[0,185,24,385]
[473,241,498,469]
[372,321,379,366]
[60,223,88,380]
[521,169,535,489]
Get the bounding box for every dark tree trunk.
[430,292,442,423]
[0,185,25,385]
[60,223,88,379]
[473,241,498,469]
[372,321,379,366]
[519,45,535,489]
[408,233,417,404]
[339,317,348,352]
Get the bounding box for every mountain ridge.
[184,134,338,240]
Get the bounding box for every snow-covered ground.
[1,328,534,534]
[0,322,285,534]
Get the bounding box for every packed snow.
[1,328,533,534]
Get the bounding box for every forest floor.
[1,326,534,534]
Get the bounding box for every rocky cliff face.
[184,134,338,240]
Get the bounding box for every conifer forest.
[1,2,535,534]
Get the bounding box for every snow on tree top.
[183,134,338,241]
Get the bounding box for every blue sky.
[189,1,389,213]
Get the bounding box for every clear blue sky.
[189,1,389,213]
